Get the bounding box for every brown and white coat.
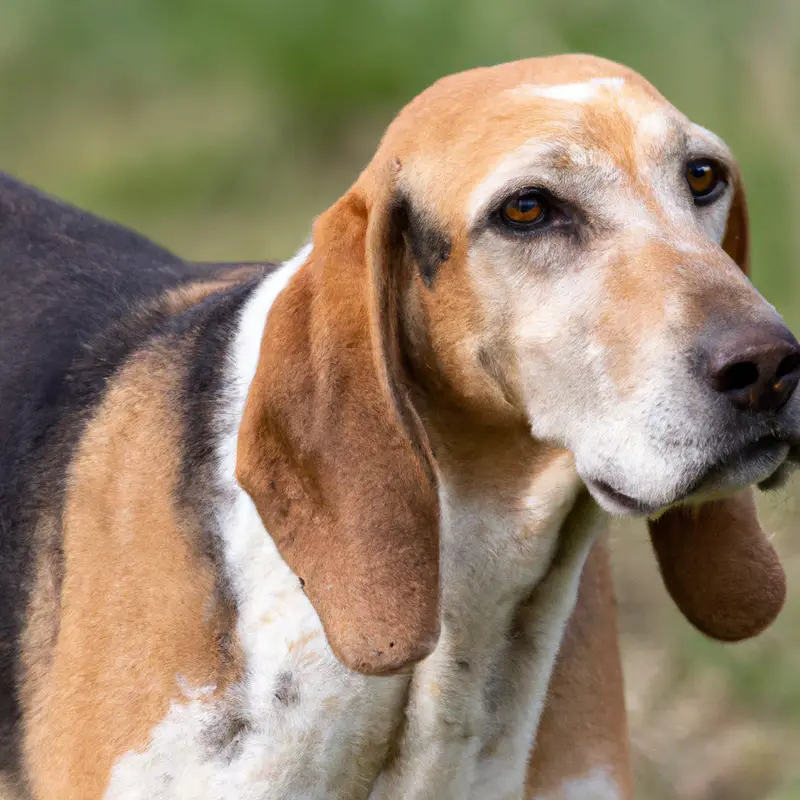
[0,54,796,799]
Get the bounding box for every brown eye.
[687,159,725,204]
[502,190,549,227]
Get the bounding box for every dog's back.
[0,174,262,788]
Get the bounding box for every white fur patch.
[470,497,608,800]
[511,77,625,103]
[230,241,312,389]
[534,767,621,800]
[634,109,672,142]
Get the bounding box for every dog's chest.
[105,457,583,799]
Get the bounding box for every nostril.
[775,353,800,381]
[715,361,760,393]
[708,330,800,411]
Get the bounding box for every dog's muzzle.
[586,321,800,516]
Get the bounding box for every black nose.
[709,329,800,412]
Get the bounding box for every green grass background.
[2,1,799,796]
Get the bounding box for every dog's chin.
[583,478,664,517]
[583,437,793,518]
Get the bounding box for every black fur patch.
[172,274,268,677]
[202,706,252,763]
[397,194,451,289]
[273,670,300,707]
[176,280,264,498]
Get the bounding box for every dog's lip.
[585,478,662,516]
[585,435,792,517]
[688,435,789,494]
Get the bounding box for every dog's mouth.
[688,435,792,497]
[585,435,795,518]
[586,479,664,516]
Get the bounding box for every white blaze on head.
[509,76,626,104]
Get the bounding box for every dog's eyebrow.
[686,124,734,163]
[467,141,618,224]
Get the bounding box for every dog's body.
[1,55,796,799]
[0,173,628,800]
[0,173,267,796]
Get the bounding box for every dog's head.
[238,55,794,672]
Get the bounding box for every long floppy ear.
[236,182,440,674]
[648,174,786,641]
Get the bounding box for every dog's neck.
[370,414,598,797]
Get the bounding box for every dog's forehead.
[366,56,694,228]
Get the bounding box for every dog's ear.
[236,182,440,674]
[722,168,750,273]
[649,173,786,641]
[649,492,785,640]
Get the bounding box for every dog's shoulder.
[0,172,270,785]
[0,172,211,500]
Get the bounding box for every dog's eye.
[686,159,725,204]
[501,190,550,227]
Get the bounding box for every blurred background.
[2,0,798,796]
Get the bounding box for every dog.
[1,53,796,799]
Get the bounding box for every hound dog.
[1,54,796,800]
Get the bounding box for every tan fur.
[596,246,673,392]
[162,280,241,312]
[161,266,266,313]
[22,337,237,799]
